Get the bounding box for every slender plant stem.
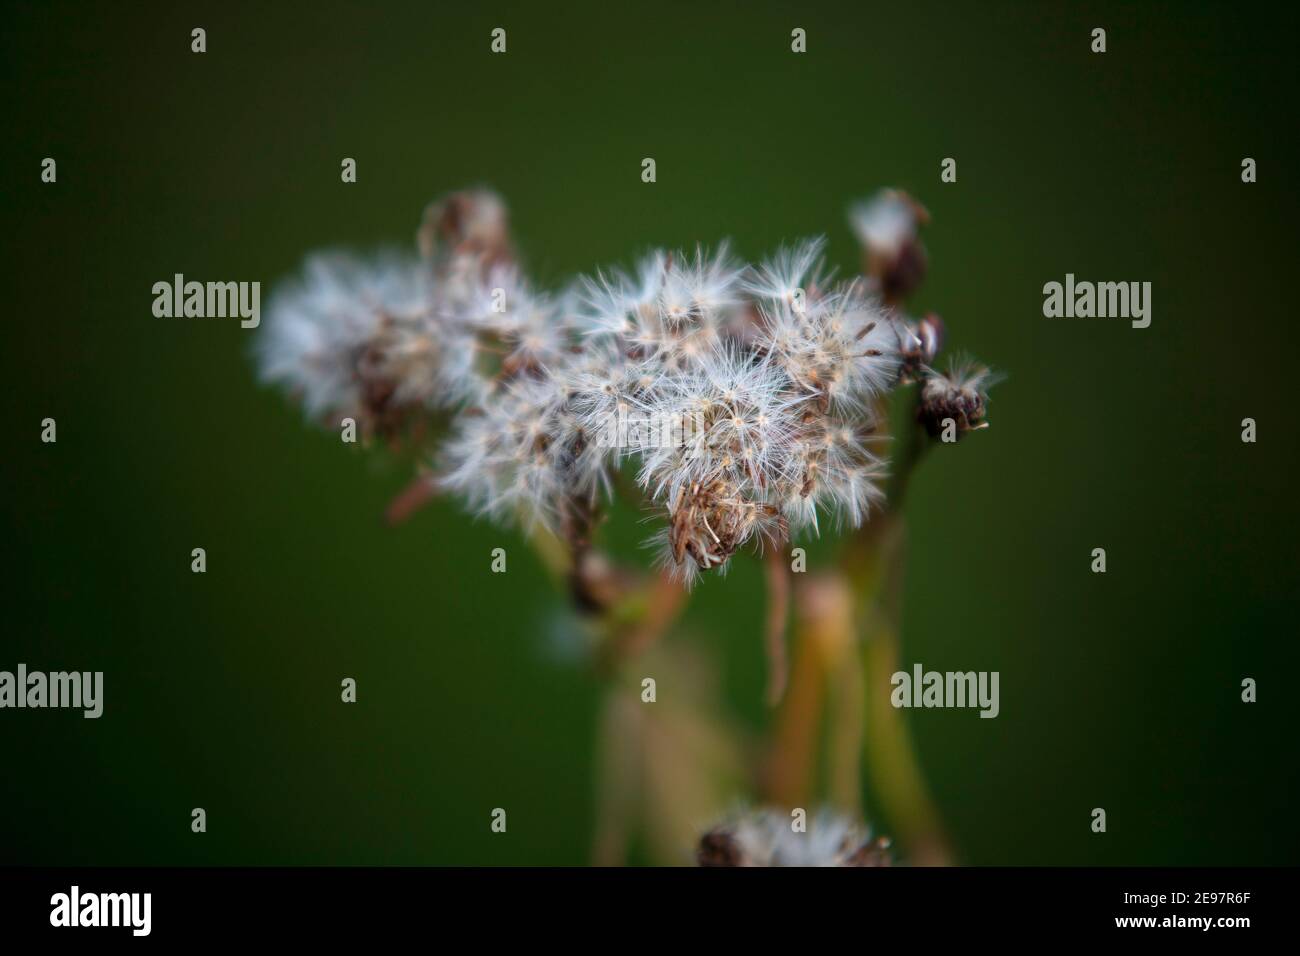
[841,406,953,864]
[762,548,792,705]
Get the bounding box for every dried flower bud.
[897,312,945,383]
[915,313,944,365]
[918,362,996,439]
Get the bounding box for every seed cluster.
[258,190,990,583]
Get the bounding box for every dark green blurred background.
[3,0,1297,865]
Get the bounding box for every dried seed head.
[696,829,747,867]
[417,189,513,269]
[256,251,443,437]
[664,479,788,576]
[850,189,930,303]
[696,809,893,867]
[260,188,986,582]
[918,361,998,438]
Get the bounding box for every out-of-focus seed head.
[850,189,930,303]
[417,189,513,270]
[696,808,893,867]
[256,251,443,437]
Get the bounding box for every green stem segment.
[841,409,952,864]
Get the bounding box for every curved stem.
[847,512,952,865]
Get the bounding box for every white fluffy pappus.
[258,188,984,586]
[256,251,444,430]
[697,808,892,867]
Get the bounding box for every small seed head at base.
[696,808,893,867]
